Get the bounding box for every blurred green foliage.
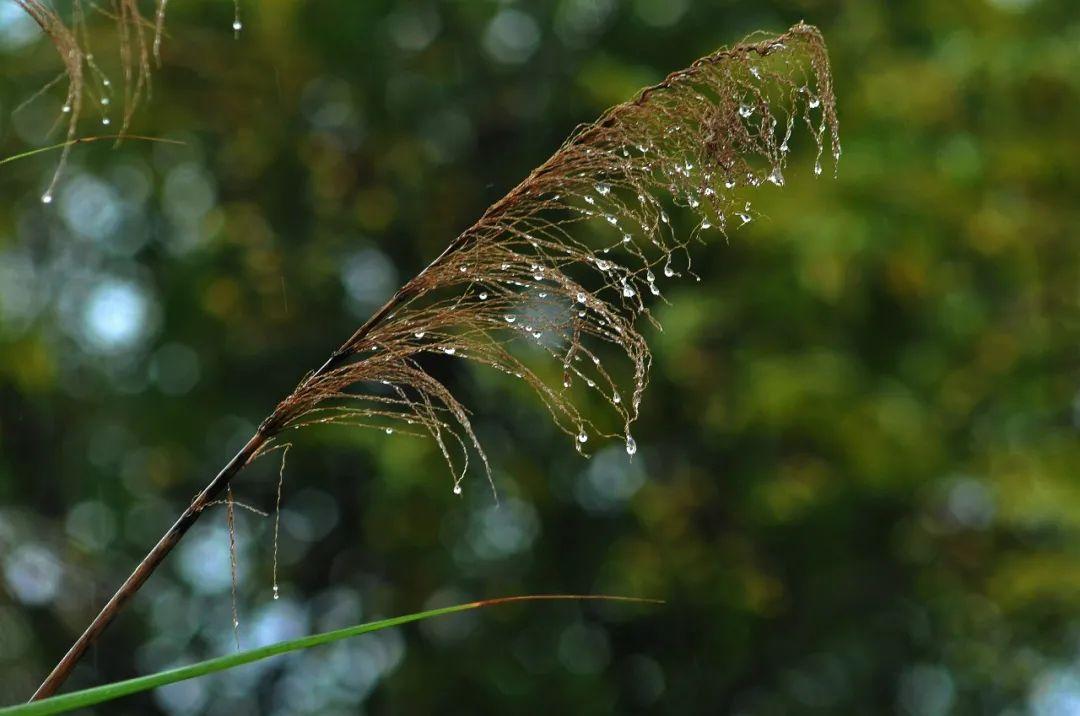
[0,1,1077,714]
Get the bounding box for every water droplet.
[612,392,621,404]
[738,104,754,118]
[532,331,542,339]
[459,264,468,272]
[232,618,239,628]
[701,220,712,229]
[780,141,790,154]
[596,183,610,195]
[808,95,820,109]
[538,292,547,298]
[814,160,823,176]
[385,428,394,435]
[452,484,462,495]
[606,215,618,226]
[272,586,280,600]
[479,291,488,300]
[504,315,517,324]
[725,179,736,189]
[233,20,243,32]
[663,261,676,278]
[101,118,110,126]
[414,331,425,338]
[584,196,595,205]
[577,432,588,443]
[622,233,632,243]
[595,259,610,271]
[443,347,456,355]
[767,167,785,186]
[100,97,110,106]
[622,283,635,298]
[660,211,670,224]
[577,310,586,318]
[62,105,71,113]
[586,379,596,387]
[40,193,53,204]
[577,292,586,303]
[625,436,637,456]
[688,196,700,208]
[750,66,761,80]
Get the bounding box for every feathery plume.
[253,21,840,497]
[29,22,839,700]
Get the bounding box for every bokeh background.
[1,0,1077,713]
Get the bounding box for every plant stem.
[30,315,390,700]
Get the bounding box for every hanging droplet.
[578,310,586,318]
[414,331,425,339]
[459,264,468,272]
[767,167,785,186]
[100,97,110,106]
[479,291,488,300]
[233,20,243,32]
[40,193,53,204]
[606,215,618,226]
[452,484,462,495]
[622,283,635,298]
[596,183,611,195]
[272,585,280,600]
[62,105,71,113]
[780,141,790,154]
[625,436,637,456]
[663,261,676,278]
[738,104,754,118]
[102,118,111,126]
[622,233,632,244]
[385,428,394,435]
[577,432,588,443]
[576,292,586,303]
[504,315,516,324]
[596,259,610,271]
[808,95,821,109]
[814,159,823,176]
[612,392,621,404]
[538,292,547,298]
[660,211,670,224]
[701,220,712,229]
[725,179,736,189]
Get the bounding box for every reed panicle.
[27,21,838,701]
[12,0,240,201]
[254,21,840,496]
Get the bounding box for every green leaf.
[2,594,658,715]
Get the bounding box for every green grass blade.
[1,594,658,716]
[0,136,184,168]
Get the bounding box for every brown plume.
[254,22,840,497]
[13,0,241,201]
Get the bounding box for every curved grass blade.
[0,135,184,168]
[1,594,659,716]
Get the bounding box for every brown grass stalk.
[28,21,838,701]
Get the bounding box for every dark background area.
[0,0,1077,713]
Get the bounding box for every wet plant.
[20,20,839,702]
